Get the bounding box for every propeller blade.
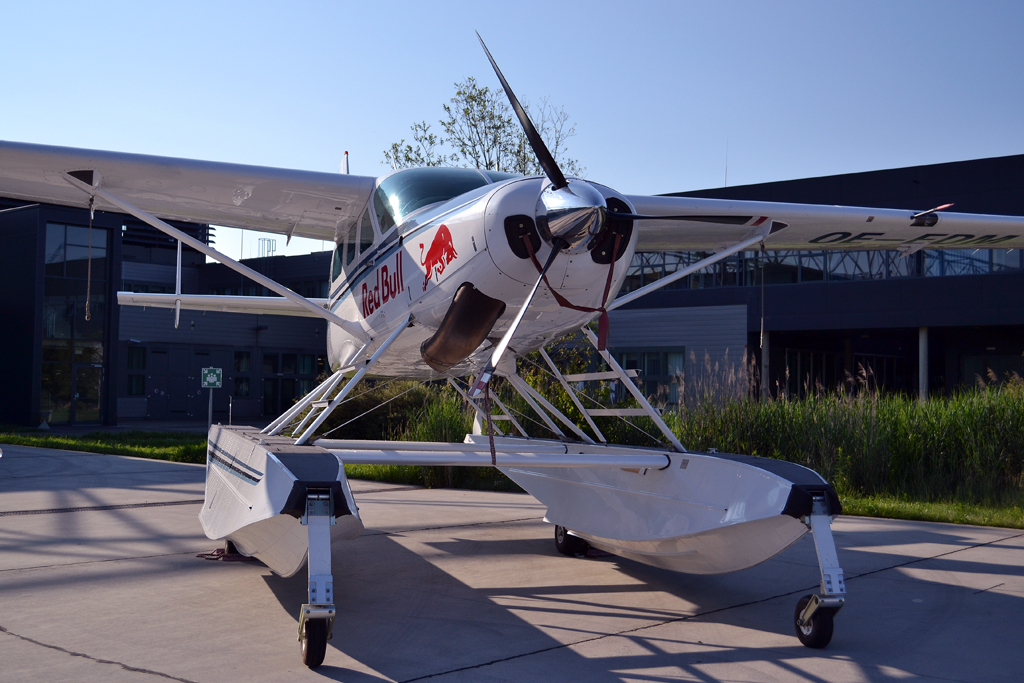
[476,32,568,190]
[469,242,563,397]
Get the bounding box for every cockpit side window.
[374,190,397,235]
[373,167,491,232]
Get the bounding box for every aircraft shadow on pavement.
[264,521,1024,683]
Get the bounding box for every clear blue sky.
[3,1,1022,257]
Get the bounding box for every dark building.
[610,154,1024,399]
[0,194,327,427]
[3,154,1022,427]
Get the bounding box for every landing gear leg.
[297,489,336,669]
[795,494,845,648]
[554,525,589,556]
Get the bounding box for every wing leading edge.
[626,194,1024,252]
[0,141,376,242]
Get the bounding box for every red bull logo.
[361,253,404,318]
[419,224,458,291]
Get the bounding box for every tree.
[384,77,583,177]
[382,121,453,169]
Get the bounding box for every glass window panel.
[76,297,106,340]
[45,224,66,276]
[719,255,739,286]
[42,339,72,362]
[74,366,102,422]
[75,341,104,364]
[127,374,146,396]
[263,378,279,414]
[991,248,1020,272]
[263,353,279,374]
[45,224,65,261]
[234,376,250,397]
[43,299,74,339]
[801,252,826,281]
[763,251,801,284]
[40,362,72,424]
[667,352,685,375]
[643,353,662,376]
[332,242,344,281]
[281,378,296,405]
[65,225,93,246]
[127,346,146,370]
[282,353,297,374]
[234,351,251,373]
[885,251,917,278]
[662,253,690,290]
[940,248,990,276]
[297,379,312,397]
[64,245,107,279]
[358,210,375,255]
[299,354,315,374]
[922,250,943,277]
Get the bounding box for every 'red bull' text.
[361,253,404,318]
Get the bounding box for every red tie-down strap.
[521,233,622,351]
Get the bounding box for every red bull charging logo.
[419,224,458,291]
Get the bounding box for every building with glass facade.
[2,153,1022,426]
[609,153,1024,401]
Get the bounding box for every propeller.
[469,35,771,400]
[469,35,606,398]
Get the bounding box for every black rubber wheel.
[794,594,834,649]
[554,525,589,556]
[301,618,328,669]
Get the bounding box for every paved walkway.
[0,443,1021,682]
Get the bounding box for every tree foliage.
[384,77,583,176]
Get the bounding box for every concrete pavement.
[0,443,1021,682]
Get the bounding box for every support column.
[919,327,928,401]
[761,330,770,402]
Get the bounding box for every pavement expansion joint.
[845,529,1024,583]
[0,499,204,517]
[358,515,543,538]
[0,550,213,574]
[0,624,199,683]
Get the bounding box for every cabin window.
[331,243,343,281]
[357,209,374,255]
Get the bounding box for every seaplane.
[3,34,1024,668]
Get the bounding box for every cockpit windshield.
[373,167,519,231]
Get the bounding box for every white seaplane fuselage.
[325,172,636,378]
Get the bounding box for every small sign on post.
[201,368,223,430]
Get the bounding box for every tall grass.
[663,376,1024,507]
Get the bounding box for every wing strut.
[60,171,369,342]
[608,231,770,312]
[293,314,410,445]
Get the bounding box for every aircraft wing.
[117,292,332,317]
[626,194,1024,252]
[0,141,376,242]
